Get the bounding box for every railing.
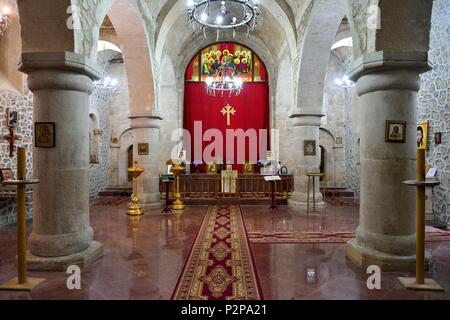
[160,174,294,200]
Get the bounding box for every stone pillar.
[288,111,324,211]
[129,111,162,208]
[346,51,431,271]
[18,52,104,271]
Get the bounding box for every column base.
[141,200,164,211]
[346,239,430,272]
[27,241,104,272]
[288,199,325,214]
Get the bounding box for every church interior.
[0,0,450,301]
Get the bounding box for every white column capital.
[348,51,432,81]
[129,111,163,129]
[18,52,102,94]
[289,111,324,127]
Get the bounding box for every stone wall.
[321,53,348,187]
[0,80,33,226]
[88,49,122,197]
[417,0,450,225]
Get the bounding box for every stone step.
[98,188,132,197]
[320,187,356,198]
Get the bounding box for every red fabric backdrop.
[184,82,269,172]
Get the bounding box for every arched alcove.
[183,42,270,171]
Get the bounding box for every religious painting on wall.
[335,137,343,145]
[6,108,18,128]
[304,140,316,156]
[417,121,429,149]
[0,168,14,182]
[385,120,406,143]
[35,122,55,148]
[435,132,442,145]
[138,143,149,155]
[207,162,217,174]
[243,162,254,174]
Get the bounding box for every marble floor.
[0,201,449,300]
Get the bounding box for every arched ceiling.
[153,0,299,65]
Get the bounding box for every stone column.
[288,111,324,211]
[18,52,104,271]
[129,111,162,208]
[346,51,431,271]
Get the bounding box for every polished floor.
[0,201,449,300]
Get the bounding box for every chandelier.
[0,5,12,35]
[187,0,262,40]
[203,48,250,97]
[94,61,119,94]
[334,75,355,89]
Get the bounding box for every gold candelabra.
[171,163,185,211]
[127,161,144,216]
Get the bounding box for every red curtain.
[183,82,270,172]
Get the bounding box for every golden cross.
[221,105,236,126]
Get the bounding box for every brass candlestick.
[171,163,185,211]
[398,149,443,291]
[127,161,144,216]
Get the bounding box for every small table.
[161,175,174,214]
[306,173,326,214]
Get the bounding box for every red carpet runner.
[172,205,263,300]
[247,226,450,244]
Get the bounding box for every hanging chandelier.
[334,75,355,89]
[187,0,262,40]
[0,5,12,36]
[203,48,251,97]
[94,61,119,95]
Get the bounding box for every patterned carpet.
[248,226,450,244]
[92,197,129,207]
[172,205,263,300]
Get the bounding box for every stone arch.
[118,128,133,186]
[72,0,155,111]
[178,36,277,130]
[154,0,297,65]
[296,0,346,112]
[105,0,155,111]
[0,0,23,93]
[319,128,336,185]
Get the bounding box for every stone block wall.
[417,0,450,225]
[0,80,33,226]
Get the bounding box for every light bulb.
[201,13,208,22]
[216,15,223,24]
[187,0,194,7]
[335,79,343,86]
[111,79,118,86]
[2,6,11,15]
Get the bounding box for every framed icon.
[417,121,429,149]
[385,120,406,143]
[0,168,14,182]
[243,162,254,174]
[6,108,18,128]
[138,143,149,155]
[435,132,442,145]
[304,140,316,156]
[335,137,343,145]
[207,162,217,174]
[35,122,55,148]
